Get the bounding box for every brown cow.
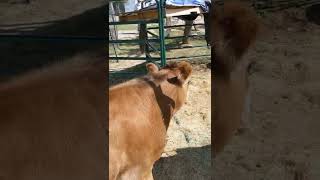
[207,1,260,156]
[109,61,192,180]
[0,56,107,180]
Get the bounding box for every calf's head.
[145,61,192,114]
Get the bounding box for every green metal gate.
[109,0,167,68]
[109,0,211,73]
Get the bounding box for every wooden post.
[139,22,147,54]
[182,19,193,45]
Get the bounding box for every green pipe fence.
[108,0,211,78]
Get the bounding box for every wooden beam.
[119,6,203,22]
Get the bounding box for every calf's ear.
[146,63,159,73]
[167,61,192,85]
[146,62,168,85]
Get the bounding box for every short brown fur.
[0,54,107,180]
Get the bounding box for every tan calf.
[109,61,192,180]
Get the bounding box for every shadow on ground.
[109,61,149,86]
[153,145,211,180]
[0,4,107,79]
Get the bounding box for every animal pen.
[108,0,211,76]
